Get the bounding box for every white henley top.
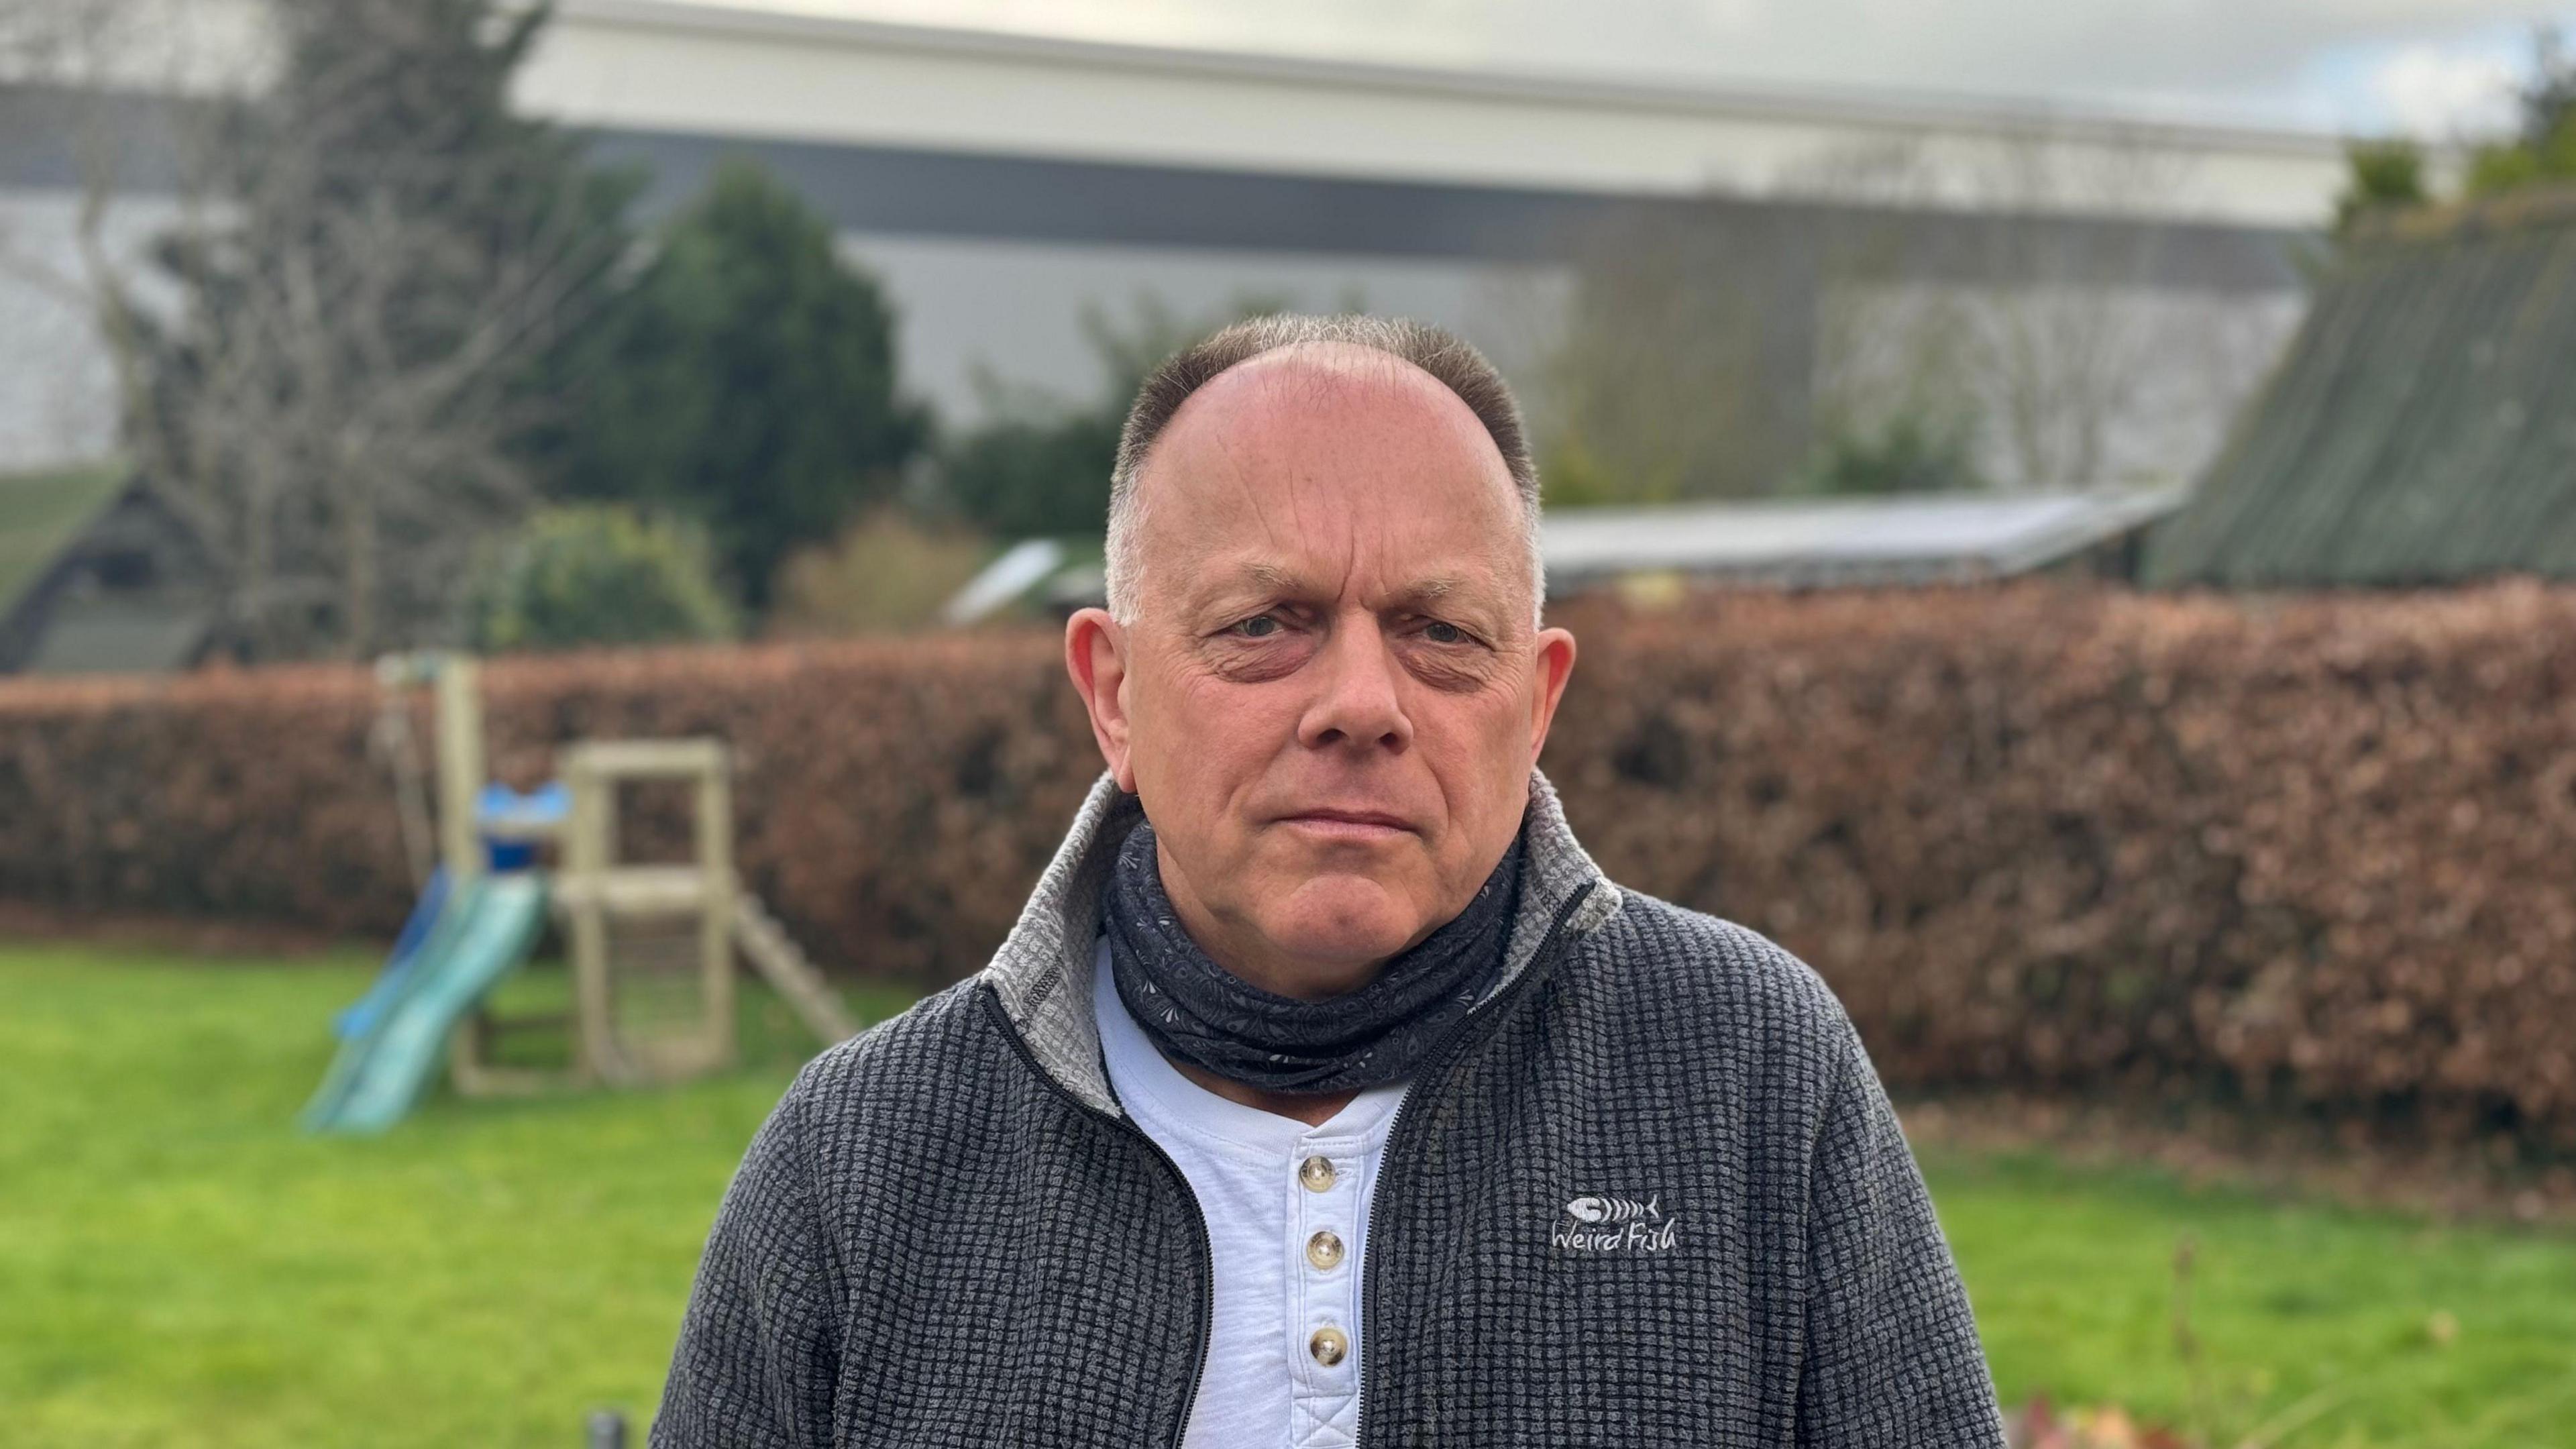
[1091,934,1413,1449]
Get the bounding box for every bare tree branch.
[47,0,631,661]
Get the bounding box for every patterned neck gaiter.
[1100,810,1527,1094]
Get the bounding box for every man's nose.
[1296,616,1413,754]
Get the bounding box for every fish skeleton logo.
[1562,1195,1656,1224]
[1554,1193,1681,1252]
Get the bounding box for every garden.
[7,936,2572,1448]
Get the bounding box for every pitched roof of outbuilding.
[2145,189,2576,588]
[0,461,129,616]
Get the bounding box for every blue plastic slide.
[301,871,551,1135]
[331,864,455,1041]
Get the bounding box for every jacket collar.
[979,765,1624,1116]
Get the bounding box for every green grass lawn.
[0,942,916,1449]
[5,943,2574,1448]
[1925,1149,2576,1446]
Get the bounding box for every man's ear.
[1065,606,1138,792]
[1526,625,1578,765]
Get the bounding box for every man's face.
[1067,343,1578,998]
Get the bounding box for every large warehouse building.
[1,0,2349,485]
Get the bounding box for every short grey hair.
[1102,313,1545,629]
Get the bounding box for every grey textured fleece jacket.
[652,768,2006,1448]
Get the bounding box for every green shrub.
[2337,139,2430,235]
[2469,28,2576,197]
[1794,405,1987,496]
[461,504,735,653]
[766,506,999,635]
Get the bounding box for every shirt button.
[1299,1155,1336,1192]
[1309,1326,1349,1366]
[1305,1229,1345,1271]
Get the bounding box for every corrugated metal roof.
[2145,189,2576,588]
[1540,487,2185,588]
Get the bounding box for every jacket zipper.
[981,984,1216,1449]
[1350,879,1599,1449]
[982,877,1597,1449]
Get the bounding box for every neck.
[1141,843,1393,1120]
[1099,812,1525,1099]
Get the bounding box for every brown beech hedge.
[6,578,2575,1139]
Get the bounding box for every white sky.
[724,0,2574,139]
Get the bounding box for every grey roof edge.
[1535,484,2190,582]
[561,0,2357,164]
[1535,484,2184,570]
[1982,481,2193,576]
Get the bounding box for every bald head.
[1104,314,1544,627]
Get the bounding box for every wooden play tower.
[412,653,853,1096]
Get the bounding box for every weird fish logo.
[1554,1193,1681,1252]
[1562,1195,1657,1224]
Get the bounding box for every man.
[653,314,2006,1448]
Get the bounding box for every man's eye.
[1422,620,1469,645]
[1231,614,1283,639]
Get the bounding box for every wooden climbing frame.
[423,653,855,1097]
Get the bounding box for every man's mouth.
[1277,808,1415,840]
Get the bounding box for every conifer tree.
[541,160,926,612]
